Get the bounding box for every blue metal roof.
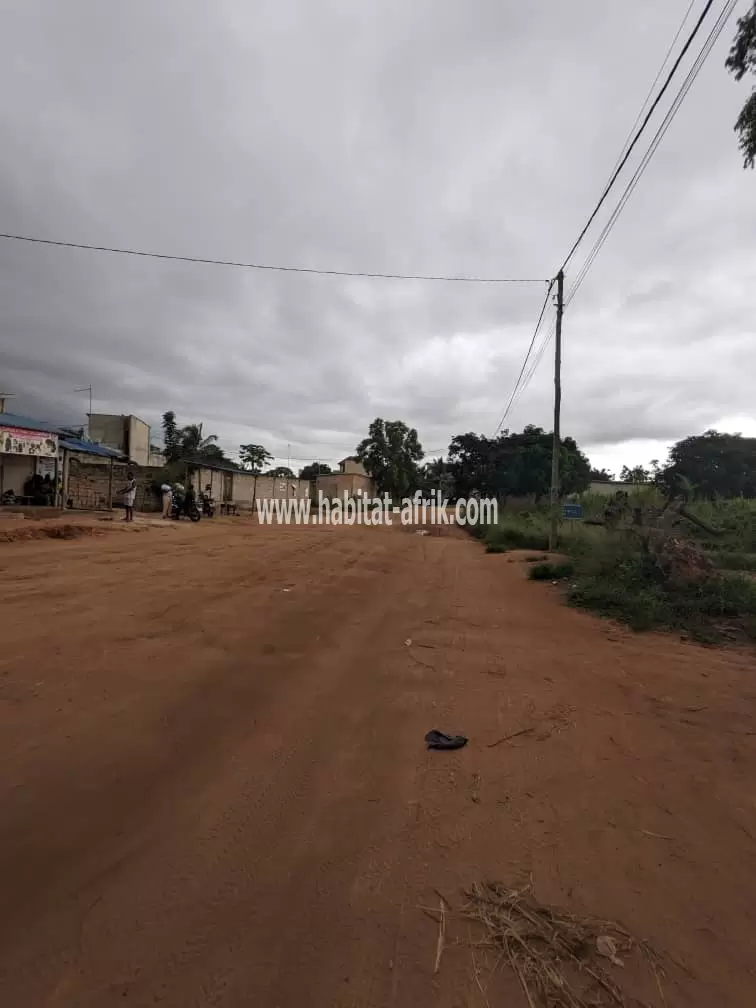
[0,413,124,459]
[0,411,63,434]
[59,437,124,459]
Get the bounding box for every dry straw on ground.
[459,881,662,1008]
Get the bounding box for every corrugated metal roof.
[59,437,124,459]
[0,412,63,434]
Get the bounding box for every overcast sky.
[0,0,753,474]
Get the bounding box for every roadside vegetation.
[475,496,756,644]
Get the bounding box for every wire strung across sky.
[0,232,545,285]
[0,0,736,449]
[492,0,735,433]
[558,0,716,273]
[565,0,740,310]
[492,279,555,435]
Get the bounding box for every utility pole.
[74,385,92,436]
[549,270,565,552]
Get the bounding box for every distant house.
[588,480,635,497]
[316,456,375,501]
[88,413,151,466]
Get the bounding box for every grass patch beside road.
[528,561,575,581]
[566,537,756,641]
[476,508,756,642]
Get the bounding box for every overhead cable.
[559,0,716,272]
[492,279,555,435]
[0,232,545,284]
[566,0,739,309]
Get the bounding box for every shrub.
[568,535,756,640]
[484,517,550,552]
[710,551,756,571]
[528,561,575,581]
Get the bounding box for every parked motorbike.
[171,496,201,522]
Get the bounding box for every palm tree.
[179,424,218,458]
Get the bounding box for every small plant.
[485,543,507,554]
[711,551,756,572]
[567,534,756,640]
[529,561,575,581]
[525,554,549,562]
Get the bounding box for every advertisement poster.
[0,426,58,457]
[36,457,57,478]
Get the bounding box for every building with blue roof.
[0,408,127,509]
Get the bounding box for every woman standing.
[160,481,173,518]
[122,471,137,522]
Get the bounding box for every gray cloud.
[0,0,754,472]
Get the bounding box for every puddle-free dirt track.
[1,518,755,1006]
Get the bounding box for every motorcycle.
[171,496,201,522]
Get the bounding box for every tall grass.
[478,503,756,641]
[688,498,756,553]
[567,535,756,639]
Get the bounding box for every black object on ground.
[425,730,468,751]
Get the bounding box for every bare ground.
[0,518,755,1006]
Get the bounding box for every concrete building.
[189,462,310,508]
[316,457,375,502]
[89,413,151,466]
[0,412,60,501]
[0,411,124,509]
[588,480,635,497]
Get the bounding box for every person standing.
[122,471,137,522]
[160,481,173,518]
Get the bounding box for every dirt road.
[1,519,755,1006]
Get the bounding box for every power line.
[492,1,708,429]
[505,1,726,422]
[559,0,716,273]
[608,0,697,174]
[0,232,545,285]
[565,0,739,309]
[492,279,555,435]
[505,318,556,418]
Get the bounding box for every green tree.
[239,443,273,473]
[619,465,651,484]
[660,430,756,499]
[419,457,454,497]
[357,418,424,499]
[180,423,219,458]
[266,466,295,478]
[726,1,756,168]
[161,412,229,464]
[589,467,614,482]
[448,426,590,502]
[299,462,332,480]
[162,411,180,462]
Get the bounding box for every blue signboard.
[562,503,583,520]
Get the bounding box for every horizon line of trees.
[159,412,756,502]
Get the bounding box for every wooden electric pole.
[549,270,565,552]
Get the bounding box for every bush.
[484,516,550,552]
[528,561,575,581]
[709,551,756,571]
[568,535,756,640]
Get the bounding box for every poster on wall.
[0,427,58,457]
[36,457,57,478]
